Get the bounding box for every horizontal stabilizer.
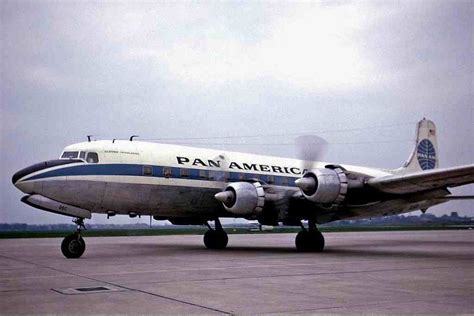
[368,164,474,194]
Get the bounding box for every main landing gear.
[204,218,228,250]
[61,218,86,259]
[295,220,325,252]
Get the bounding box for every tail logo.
[417,139,436,170]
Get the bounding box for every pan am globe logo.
[417,139,436,170]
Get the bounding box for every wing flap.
[367,164,474,194]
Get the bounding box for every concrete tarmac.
[0,230,473,314]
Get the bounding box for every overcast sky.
[1,1,473,225]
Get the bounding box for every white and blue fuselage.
[12,140,443,225]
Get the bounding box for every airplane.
[11,119,474,258]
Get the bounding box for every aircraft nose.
[13,168,35,194]
[12,162,45,185]
[12,161,50,194]
[12,169,27,185]
[12,159,84,193]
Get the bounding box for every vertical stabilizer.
[395,119,439,174]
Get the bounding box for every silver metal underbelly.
[41,179,223,217]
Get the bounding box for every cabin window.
[164,167,172,178]
[143,166,153,176]
[208,171,216,180]
[86,152,99,163]
[250,174,259,180]
[79,151,86,159]
[180,168,189,178]
[261,175,274,184]
[61,151,79,159]
[209,171,227,181]
[199,170,208,179]
[228,172,240,181]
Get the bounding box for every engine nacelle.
[214,182,265,215]
[295,168,348,205]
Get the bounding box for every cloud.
[4,2,470,98]
[118,4,380,92]
[21,65,75,91]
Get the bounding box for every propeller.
[211,153,236,202]
[209,153,230,187]
[294,135,328,192]
[294,135,328,171]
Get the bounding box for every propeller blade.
[295,135,328,171]
[209,153,229,189]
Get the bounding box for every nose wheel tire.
[204,229,228,249]
[295,230,325,252]
[61,234,86,258]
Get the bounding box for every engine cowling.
[214,182,265,215]
[295,168,348,205]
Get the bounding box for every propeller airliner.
[12,119,474,258]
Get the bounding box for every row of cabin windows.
[61,151,99,163]
[142,166,291,185]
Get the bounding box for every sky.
[1,1,473,225]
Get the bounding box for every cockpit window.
[61,151,79,159]
[86,152,99,163]
[79,151,86,159]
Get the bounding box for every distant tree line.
[0,212,472,231]
[324,212,473,227]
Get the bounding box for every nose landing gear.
[61,218,86,259]
[204,218,228,250]
[295,220,325,252]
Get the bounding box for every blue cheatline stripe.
[23,164,299,187]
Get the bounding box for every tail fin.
[395,118,439,174]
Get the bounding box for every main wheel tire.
[295,230,310,252]
[204,230,228,249]
[295,230,325,252]
[61,234,86,258]
[309,230,325,252]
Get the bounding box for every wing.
[367,164,474,194]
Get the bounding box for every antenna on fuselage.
[86,135,93,142]
[112,139,116,143]
[130,135,139,141]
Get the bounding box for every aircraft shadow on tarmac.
[89,238,474,261]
